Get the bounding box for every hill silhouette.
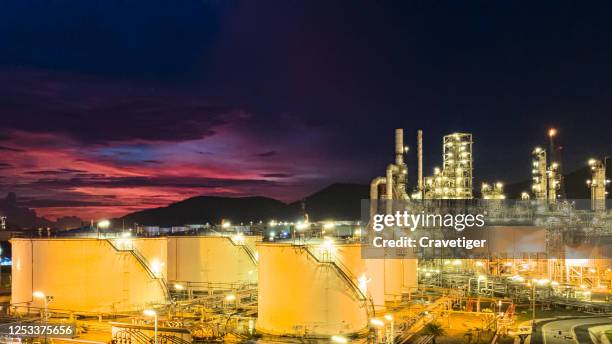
[120,183,369,226]
[120,196,293,227]
[288,183,369,221]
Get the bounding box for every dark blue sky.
[0,1,611,219]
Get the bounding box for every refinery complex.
[4,128,612,344]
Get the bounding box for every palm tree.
[423,322,446,344]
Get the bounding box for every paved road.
[539,317,612,344]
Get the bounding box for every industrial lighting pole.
[33,291,53,322]
[33,291,53,344]
[548,129,556,159]
[97,219,110,239]
[384,314,394,344]
[370,318,385,344]
[531,281,536,333]
[144,309,158,344]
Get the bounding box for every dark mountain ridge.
[120,183,368,226]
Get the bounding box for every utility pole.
[531,281,536,333]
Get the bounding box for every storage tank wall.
[167,236,257,284]
[335,245,385,309]
[132,238,168,281]
[256,243,368,337]
[402,259,418,291]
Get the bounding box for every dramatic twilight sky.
[1,1,611,220]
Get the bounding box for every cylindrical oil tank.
[11,238,166,313]
[384,259,418,301]
[335,244,385,309]
[167,236,257,284]
[333,245,419,309]
[401,259,418,292]
[256,243,368,337]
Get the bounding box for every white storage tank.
[354,246,418,306]
[384,258,418,301]
[167,236,257,284]
[11,238,167,313]
[256,242,369,337]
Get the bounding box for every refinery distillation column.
[531,147,547,201]
[547,162,560,203]
[422,132,474,199]
[587,158,608,211]
[442,133,473,199]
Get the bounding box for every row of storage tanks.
[11,236,417,337]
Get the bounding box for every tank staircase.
[301,245,376,317]
[226,237,258,266]
[106,239,170,300]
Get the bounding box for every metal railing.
[9,303,133,318]
[114,329,151,344]
[106,239,169,300]
[299,244,375,317]
[225,236,258,266]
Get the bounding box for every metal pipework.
[386,164,395,201]
[369,128,410,219]
[370,177,386,218]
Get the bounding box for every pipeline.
[369,128,411,216]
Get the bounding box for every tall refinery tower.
[588,158,608,211]
[531,147,547,201]
[442,133,473,199]
[423,132,473,199]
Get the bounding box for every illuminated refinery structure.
[531,132,562,203]
[547,161,561,202]
[443,133,473,199]
[423,132,473,199]
[587,158,609,211]
[5,127,612,344]
[531,147,547,201]
[481,182,505,200]
[370,128,410,216]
